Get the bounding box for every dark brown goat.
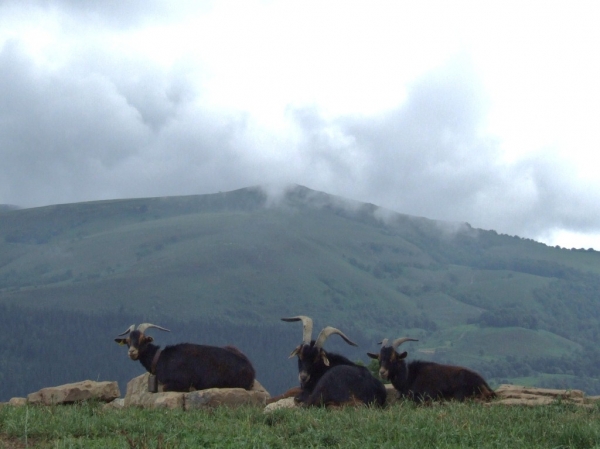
[282,316,386,407]
[367,337,495,402]
[115,323,255,392]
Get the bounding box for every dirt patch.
[0,435,46,449]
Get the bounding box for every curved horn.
[379,338,390,347]
[314,326,358,349]
[136,323,171,334]
[117,324,135,337]
[281,316,313,344]
[391,337,418,350]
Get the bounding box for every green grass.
[2,401,600,448]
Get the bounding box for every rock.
[264,397,298,412]
[103,398,125,410]
[124,373,184,409]
[8,397,27,407]
[384,384,398,406]
[251,380,270,398]
[27,380,120,405]
[495,384,584,399]
[124,373,270,409]
[493,384,586,406]
[185,387,268,410]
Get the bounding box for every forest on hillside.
[2,300,600,402]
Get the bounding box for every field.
[1,401,600,448]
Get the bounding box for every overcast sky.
[1,1,599,250]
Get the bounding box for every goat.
[114,323,255,392]
[367,337,496,402]
[282,316,386,407]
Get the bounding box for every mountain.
[1,185,599,401]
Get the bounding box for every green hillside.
[1,185,600,400]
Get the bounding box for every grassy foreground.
[2,401,600,448]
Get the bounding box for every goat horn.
[281,316,313,344]
[136,323,171,334]
[391,337,418,349]
[379,338,390,347]
[117,324,135,337]
[314,326,358,349]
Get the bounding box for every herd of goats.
[114,316,496,407]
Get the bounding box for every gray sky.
[1,1,600,249]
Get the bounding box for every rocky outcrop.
[493,384,586,406]
[26,380,120,405]
[123,373,270,410]
[10,380,599,410]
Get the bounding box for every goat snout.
[379,368,389,380]
[299,372,310,385]
[128,348,139,360]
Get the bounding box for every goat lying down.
[368,337,496,402]
[283,316,386,407]
[115,323,255,392]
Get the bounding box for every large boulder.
[124,373,270,410]
[123,373,184,409]
[27,380,120,405]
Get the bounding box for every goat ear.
[114,338,127,345]
[142,335,153,344]
[321,352,330,366]
[398,351,408,360]
[367,352,379,360]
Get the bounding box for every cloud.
[287,57,496,218]
[285,56,600,241]
[0,9,599,249]
[0,0,185,29]
[0,39,250,206]
[0,40,147,204]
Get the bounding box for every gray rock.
[8,397,28,407]
[492,384,586,406]
[124,373,270,409]
[264,397,298,412]
[27,380,120,405]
